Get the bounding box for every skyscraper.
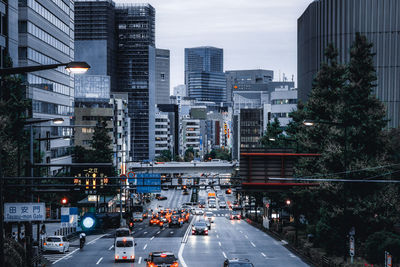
[185,46,226,103]
[155,48,170,105]
[298,0,400,128]
[18,0,75,174]
[116,4,156,161]
[0,1,18,67]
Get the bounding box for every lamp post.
[268,137,299,152]
[0,61,89,267]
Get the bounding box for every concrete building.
[155,112,171,158]
[181,118,202,158]
[239,109,264,150]
[270,86,297,127]
[110,93,131,174]
[185,46,226,103]
[155,48,170,105]
[0,1,18,67]
[157,104,179,158]
[298,0,400,128]
[18,0,75,175]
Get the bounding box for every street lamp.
[0,61,90,75]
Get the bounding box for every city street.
[50,188,309,267]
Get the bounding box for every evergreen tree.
[91,117,113,163]
[260,117,285,148]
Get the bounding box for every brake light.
[160,253,167,257]
[172,262,179,267]
[43,242,47,246]
[115,255,119,259]
[131,255,135,259]
[59,243,63,246]
[192,230,195,234]
[148,263,156,267]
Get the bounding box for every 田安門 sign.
[4,203,46,222]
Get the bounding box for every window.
[160,73,165,81]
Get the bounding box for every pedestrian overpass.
[128,161,237,174]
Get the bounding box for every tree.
[260,117,285,148]
[184,147,195,162]
[91,117,113,163]
[155,150,172,162]
[205,148,231,161]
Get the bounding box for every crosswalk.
[42,247,78,264]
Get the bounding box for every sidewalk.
[11,221,74,241]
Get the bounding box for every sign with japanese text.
[4,203,46,222]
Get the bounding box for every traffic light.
[61,197,68,205]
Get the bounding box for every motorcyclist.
[79,232,86,249]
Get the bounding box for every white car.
[193,208,204,215]
[204,212,214,223]
[43,236,70,253]
[199,186,205,190]
[115,236,136,262]
[219,201,227,208]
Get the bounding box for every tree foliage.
[184,147,195,162]
[204,148,231,161]
[155,150,172,162]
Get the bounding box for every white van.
[114,236,136,262]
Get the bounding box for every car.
[169,215,183,227]
[158,217,168,228]
[115,236,136,262]
[223,258,254,267]
[162,185,169,190]
[225,188,232,194]
[198,200,206,208]
[183,189,189,195]
[149,215,160,226]
[193,208,204,215]
[176,185,182,190]
[219,201,227,208]
[156,195,167,200]
[115,228,131,243]
[43,236,70,253]
[230,211,241,220]
[192,221,209,235]
[204,211,214,223]
[214,186,221,191]
[145,251,179,267]
[208,201,217,208]
[133,213,143,222]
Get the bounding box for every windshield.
[195,222,207,227]
[46,237,61,242]
[116,230,130,237]
[116,240,133,247]
[152,255,176,264]
[228,263,253,267]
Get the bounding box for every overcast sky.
[114,0,314,91]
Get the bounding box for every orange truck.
[208,192,216,199]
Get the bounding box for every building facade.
[0,1,18,67]
[270,86,297,127]
[298,0,400,128]
[181,118,201,158]
[115,4,156,161]
[155,48,170,105]
[155,112,171,158]
[185,46,226,103]
[18,0,75,175]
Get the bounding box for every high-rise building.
[185,46,226,103]
[298,0,400,128]
[116,4,156,161]
[75,0,116,90]
[18,0,75,175]
[155,48,170,105]
[155,112,171,158]
[0,1,18,67]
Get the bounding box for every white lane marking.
[138,257,142,264]
[250,241,256,247]
[108,245,114,250]
[245,235,248,239]
[143,244,147,250]
[157,231,160,234]
[289,253,296,258]
[87,234,106,245]
[170,231,174,234]
[239,230,243,233]
[96,257,103,265]
[217,234,219,238]
[52,248,79,265]
[218,241,222,246]
[222,251,227,258]
[261,252,266,257]
[150,236,155,240]
[144,231,148,234]
[178,216,196,267]
[139,228,143,230]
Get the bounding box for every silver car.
[43,236,70,253]
[219,201,227,208]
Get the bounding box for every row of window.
[240,136,260,143]
[82,116,113,121]
[28,74,71,96]
[51,0,70,15]
[118,23,148,29]
[272,112,290,118]
[271,99,297,105]
[28,0,69,35]
[25,48,69,75]
[27,22,69,55]
[33,100,72,116]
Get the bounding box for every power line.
[269,177,400,183]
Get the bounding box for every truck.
[129,205,144,222]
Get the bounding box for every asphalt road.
[50,188,309,267]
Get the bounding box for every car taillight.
[192,230,195,234]
[148,263,156,267]
[130,255,135,259]
[172,262,179,267]
[43,242,47,246]
[115,255,119,259]
[59,243,63,246]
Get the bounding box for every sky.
[114,0,314,92]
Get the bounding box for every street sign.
[4,203,45,222]
[349,236,355,257]
[61,207,78,228]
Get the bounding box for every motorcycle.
[79,233,86,249]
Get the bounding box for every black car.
[183,189,189,195]
[192,221,209,235]
[230,211,241,220]
[169,215,183,228]
[223,258,254,267]
[145,251,179,267]
[156,194,167,200]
